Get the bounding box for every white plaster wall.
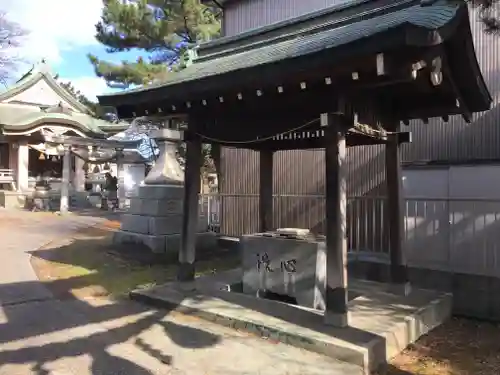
[402,168,449,198]
[448,165,500,199]
[402,168,450,270]
[5,79,78,111]
[401,165,500,277]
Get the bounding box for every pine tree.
[56,78,118,121]
[90,0,221,178]
[88,0,220,87]
[58,79,99,114]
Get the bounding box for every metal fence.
[200,194,500,277]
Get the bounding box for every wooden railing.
[0,169,14,182]
[0,169,15,190]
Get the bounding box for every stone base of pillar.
[113,184,217,255]
[324,311,350,328]
[388,282,412,297]
[113,230,216,255]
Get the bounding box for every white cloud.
[67,76,114,101]
[3,0,102,64]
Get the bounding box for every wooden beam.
[178,134,202,282]
[202,129,411,151]
[441,55,472,123]
[114,53,430,119]
[395,131,412,144]
[248,135,387,150]
[259,150,274,232]
[394,96,462,122]
[324,112,349,327]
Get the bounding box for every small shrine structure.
[0,60,128,197]
[98,0,491,330]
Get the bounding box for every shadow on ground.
[0,224,234,373]
[27,226,239,299]
[0,291,220,374]
[3,223,497,374]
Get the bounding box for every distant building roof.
[0,60,129,138]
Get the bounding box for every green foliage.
[88,0,220,87]
[176,142,215,175]
[89,0,221,176]
[88,55,168,86]
[56,78,99,115]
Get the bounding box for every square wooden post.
[259,150,274,232]
[323,113,349,327]
[60,145,72,213]
[16,141,29,192]
[385,130,410,294]
[178,135,202,282]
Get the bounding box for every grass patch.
[31,225,238,300]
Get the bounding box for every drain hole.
[257,289,297,305]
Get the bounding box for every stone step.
[113,231,217,254]
[120,213,208,235]
[130,276,452,375]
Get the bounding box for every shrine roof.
[0,103,122,138]
[0,61,92,114]
[98,0,490,115]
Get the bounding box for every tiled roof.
[0,103,123,137]
[99,0,459,99]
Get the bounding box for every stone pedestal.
[123,164,145,197]
[73,157,86,192]
[113,129,216,255]
[241,231,326,310]
[113,184,214,253]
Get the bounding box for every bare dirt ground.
[377,317,500,375]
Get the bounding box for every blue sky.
[3,0,143,101]
[57,46,146,98]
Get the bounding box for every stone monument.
[241,229,326,310]
[113,128,216,255]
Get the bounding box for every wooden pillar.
[259,150,274,232]
[385,130,410,293]
[323,113,349,327]
[178,135,202,282]
[60,146,71,213]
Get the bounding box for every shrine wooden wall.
[0,143,9,169]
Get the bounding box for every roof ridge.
[0,60,92,114]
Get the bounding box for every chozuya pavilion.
[97,0,490,371]
[0,60,156,209]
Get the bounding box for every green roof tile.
[0,104,128,137]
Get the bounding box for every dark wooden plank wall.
[217,3,500,240]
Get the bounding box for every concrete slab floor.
[130,272,452,375]
[0,299,362,375]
